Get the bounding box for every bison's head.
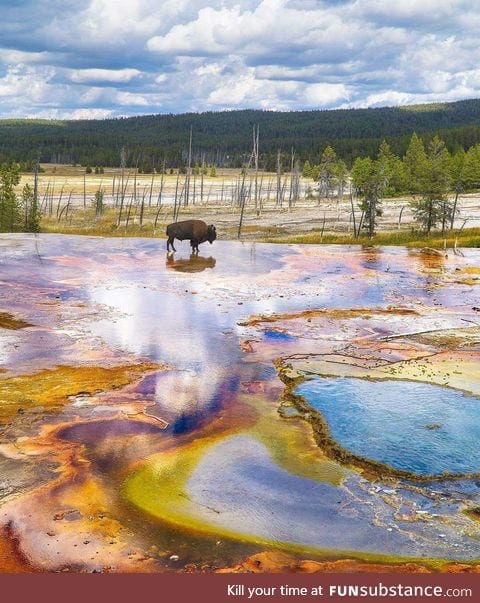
[207,224,217,244]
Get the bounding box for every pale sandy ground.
[17,165,480,237]
[170,195,480,239]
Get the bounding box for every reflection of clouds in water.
[186,435,479,559]
[87,284,220,365]
[244,298,284,317]
[6,236,480,399]
[0,331,18,365]
[153,370,219,416]
[86,282,234,417]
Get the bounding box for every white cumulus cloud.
[0,0,479,117]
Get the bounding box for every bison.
[166,220,216,253]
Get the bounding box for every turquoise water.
[296,377,480,477]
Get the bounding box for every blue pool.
[296,377,480,477]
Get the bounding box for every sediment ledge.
[216,550,480,574]
[276,360,480,483]
[238,307,419,327]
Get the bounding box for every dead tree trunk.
[148,173,154,208]
[200,155,205,205]
[275,150,282,208]
[184,126,192,206]
[349,183,357,236]
[253,125,259,209]
[173,170,180,221]
[58,192,73,222]
[117,172,130,227]
[450,191,459,230]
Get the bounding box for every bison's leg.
[167,236,176,252]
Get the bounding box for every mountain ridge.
[2,98,480,169]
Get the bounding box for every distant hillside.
[2,98,480,170]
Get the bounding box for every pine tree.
[450,148,465,229]
[302,160,313,178]
[0,163,22,232]
[377,140,406,195]
[22,183,41,232]
[333,159,348,201]
[351,157,384,238]
[410,136,452,233]
[403,133,428,196]
[462,144,480,190]
[317,145,338,200]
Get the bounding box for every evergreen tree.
[351,157,384,237]
[410,136,452,233]
[302,160,313,178]
[22,183,41,232]
[333,159,348,201]
[310,163,321,181]
[377,140,406,195]
[462,144,480,190]
[403,133,428,195]
[317,145,338,200]
[0,162,22,232]
[450,148,465,229]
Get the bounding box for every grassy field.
[17,164,262,198]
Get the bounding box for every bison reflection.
[166,254,216,273]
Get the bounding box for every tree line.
[305,133,480,236]
[0,163,40,233]
[2,98,480,169]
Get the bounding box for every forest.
[2,98,480,170]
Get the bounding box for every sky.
[0,0,479,119]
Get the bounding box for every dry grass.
[30,165,480,248]
[263,228,480,248]
[40,206,480,249]
[17,164,261,197]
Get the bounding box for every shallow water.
[296,377,480,477]
[184,434,480,559]
[1,234,480,571]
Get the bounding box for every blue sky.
[0,0,479,118]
